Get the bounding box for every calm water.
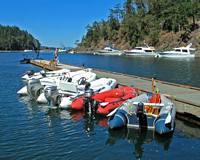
[0,52,200,160]
[59,53,200,87]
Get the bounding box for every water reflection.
[106,128,173,159]
[175,119,200,138]
[83,113,108,134]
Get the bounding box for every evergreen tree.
[77,0,200,50]
[0,25,40,51]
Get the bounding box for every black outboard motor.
[27,78,43,99]
[84,82,91,91]
[136,102,147,128]
[44,86,60,106]
[84,89,96,115]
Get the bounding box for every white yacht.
[24,49,33,52]
[95,46,123,56]
[156,43,195,58]
[124,44,156,56]
[58,48,67,53]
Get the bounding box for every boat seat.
[59,81,78,93]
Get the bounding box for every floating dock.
[29,59,200,125]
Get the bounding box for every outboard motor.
[84,82,91,91]
[44,86,60,106]
[84,89,95,115]
[27,78,43,99]
[136,102,147,128]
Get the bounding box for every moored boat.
[59,78,118,109]
[17,69,71,96]
[71,86,139,115]
[124,44,156,56]
[108,93,176,135]
[95,46,123,56]
[21,68,70,82]
[156,43,195,58]
[37,69,97,103]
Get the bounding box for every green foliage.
[78,0,200,49]
[0,25,40,51]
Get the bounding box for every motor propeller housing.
[84,89,96,115]
[44,86,60,106]
[136,102,147,128]
[27,79,43,99]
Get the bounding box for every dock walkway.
[30,59,200,124]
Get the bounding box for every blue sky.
[0,0,124,47]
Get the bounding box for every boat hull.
[157,53,195,58]
[124,52,156,57]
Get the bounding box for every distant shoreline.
[0,50,53,53]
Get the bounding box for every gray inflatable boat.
[108,93,176,135]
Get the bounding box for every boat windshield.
[182,49,188,53]
[144,50,153,52]
[174,49,181,52]
[135,47,142,50]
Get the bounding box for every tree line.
[0,25,40,51]
[77,0,200,50]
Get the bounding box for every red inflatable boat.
[71,86,139,115]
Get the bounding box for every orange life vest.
[145,93,161,115]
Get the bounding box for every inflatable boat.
[108,93,176,135]
[17,69,70,96]
[58,78,117,109]
[39,69,97,105]
[21,68,70,82]
[71,86,139,115]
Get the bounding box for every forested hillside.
[0,25,40,51]
[77,0,200,51]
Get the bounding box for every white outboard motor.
[44,86,60,106]
[27,78,43,99]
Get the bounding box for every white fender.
[59,97,73,109]
[17,86,28,96]
[37,93,48,103]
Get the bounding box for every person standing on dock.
[54,48,59,66]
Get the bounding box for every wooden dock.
[29,59,200,125]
